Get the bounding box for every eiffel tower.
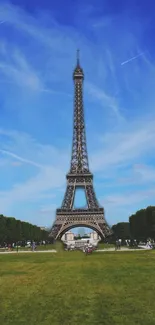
[49,51,111,240]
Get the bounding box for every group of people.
[4,241,36,252]
[84,245,93,255]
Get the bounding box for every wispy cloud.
[86,82,123,119]
[0,46,51,93]
[0,149,42,168]
[132,164,155,183]
[0,2,126,119]
[0,39,71,98]
[0,129,67,213]
[11,161,22,167]
[103,188,155,209]
[121,52,145,66]
[91,118,155,172]
[1,115,155,221]
[0,3,75,55]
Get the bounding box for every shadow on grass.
[0,270,28,277]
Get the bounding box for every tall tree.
[129,206,155,240]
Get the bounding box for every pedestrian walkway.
[96,247,151,252]
[0,247,152,254]
[0,249,57,254]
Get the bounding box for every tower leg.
[61,185,75,209]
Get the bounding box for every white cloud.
[0,149,42,168]
[0,3,76,55]
[0,2,124,119]
[0,128,70,168]
[0,163,65,205]
[103,189,155,207]
[113,164,155,187]
[38,204,57,215]
[86,82,123,119]
[0,129,68,212]
[132,164,155,183]
[0,46,47,92]
[0,157,8,166]
[0,41,71,97]
[11,161,22,167]
[1,116,155,218]
[99,187,155,225]
[91,118,155,172]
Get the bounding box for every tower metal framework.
[49,51,111,240]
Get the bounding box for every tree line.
[0,214,49,245]
[1,205,155,245]
[111,206,155,241]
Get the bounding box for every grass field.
[0,249,155,325]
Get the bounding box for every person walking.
[8,244,11,251]
[32,241,36,252]
[118,239,122,250]
[115,239,118,250]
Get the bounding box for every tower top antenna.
[77,49,80,65]
[73,49,84,80]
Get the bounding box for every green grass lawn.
[98,242,115,249]
[0,250,155,325]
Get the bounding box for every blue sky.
[0,0,155,229]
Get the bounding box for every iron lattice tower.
[49,51,111,240]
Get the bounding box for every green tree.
[129,206,155,240]
[0,215,7,244]
[0,214,49,244]
[112,222,130,240]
